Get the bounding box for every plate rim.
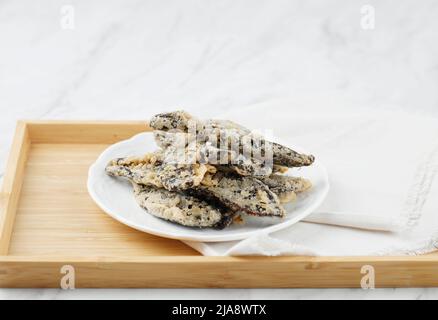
[87,132,330,242]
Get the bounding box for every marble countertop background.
[1,0,438,299]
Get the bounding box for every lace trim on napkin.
[375,141,438,255]
[400,142,438,229]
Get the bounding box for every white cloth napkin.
[183,99,438,256]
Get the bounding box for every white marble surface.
[1,0,438,299]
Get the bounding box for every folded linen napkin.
[183,99,438,256]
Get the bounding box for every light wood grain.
[8,143,197,257]
[0,122,30,254]
[1,121,438,288]
[26,121,150,143]
[2,256,438,288]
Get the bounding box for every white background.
[1,0,438,299]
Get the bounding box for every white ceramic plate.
[87,132,329,242]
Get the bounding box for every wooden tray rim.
[1,120,438,288]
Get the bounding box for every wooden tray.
[1,121,438,288]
